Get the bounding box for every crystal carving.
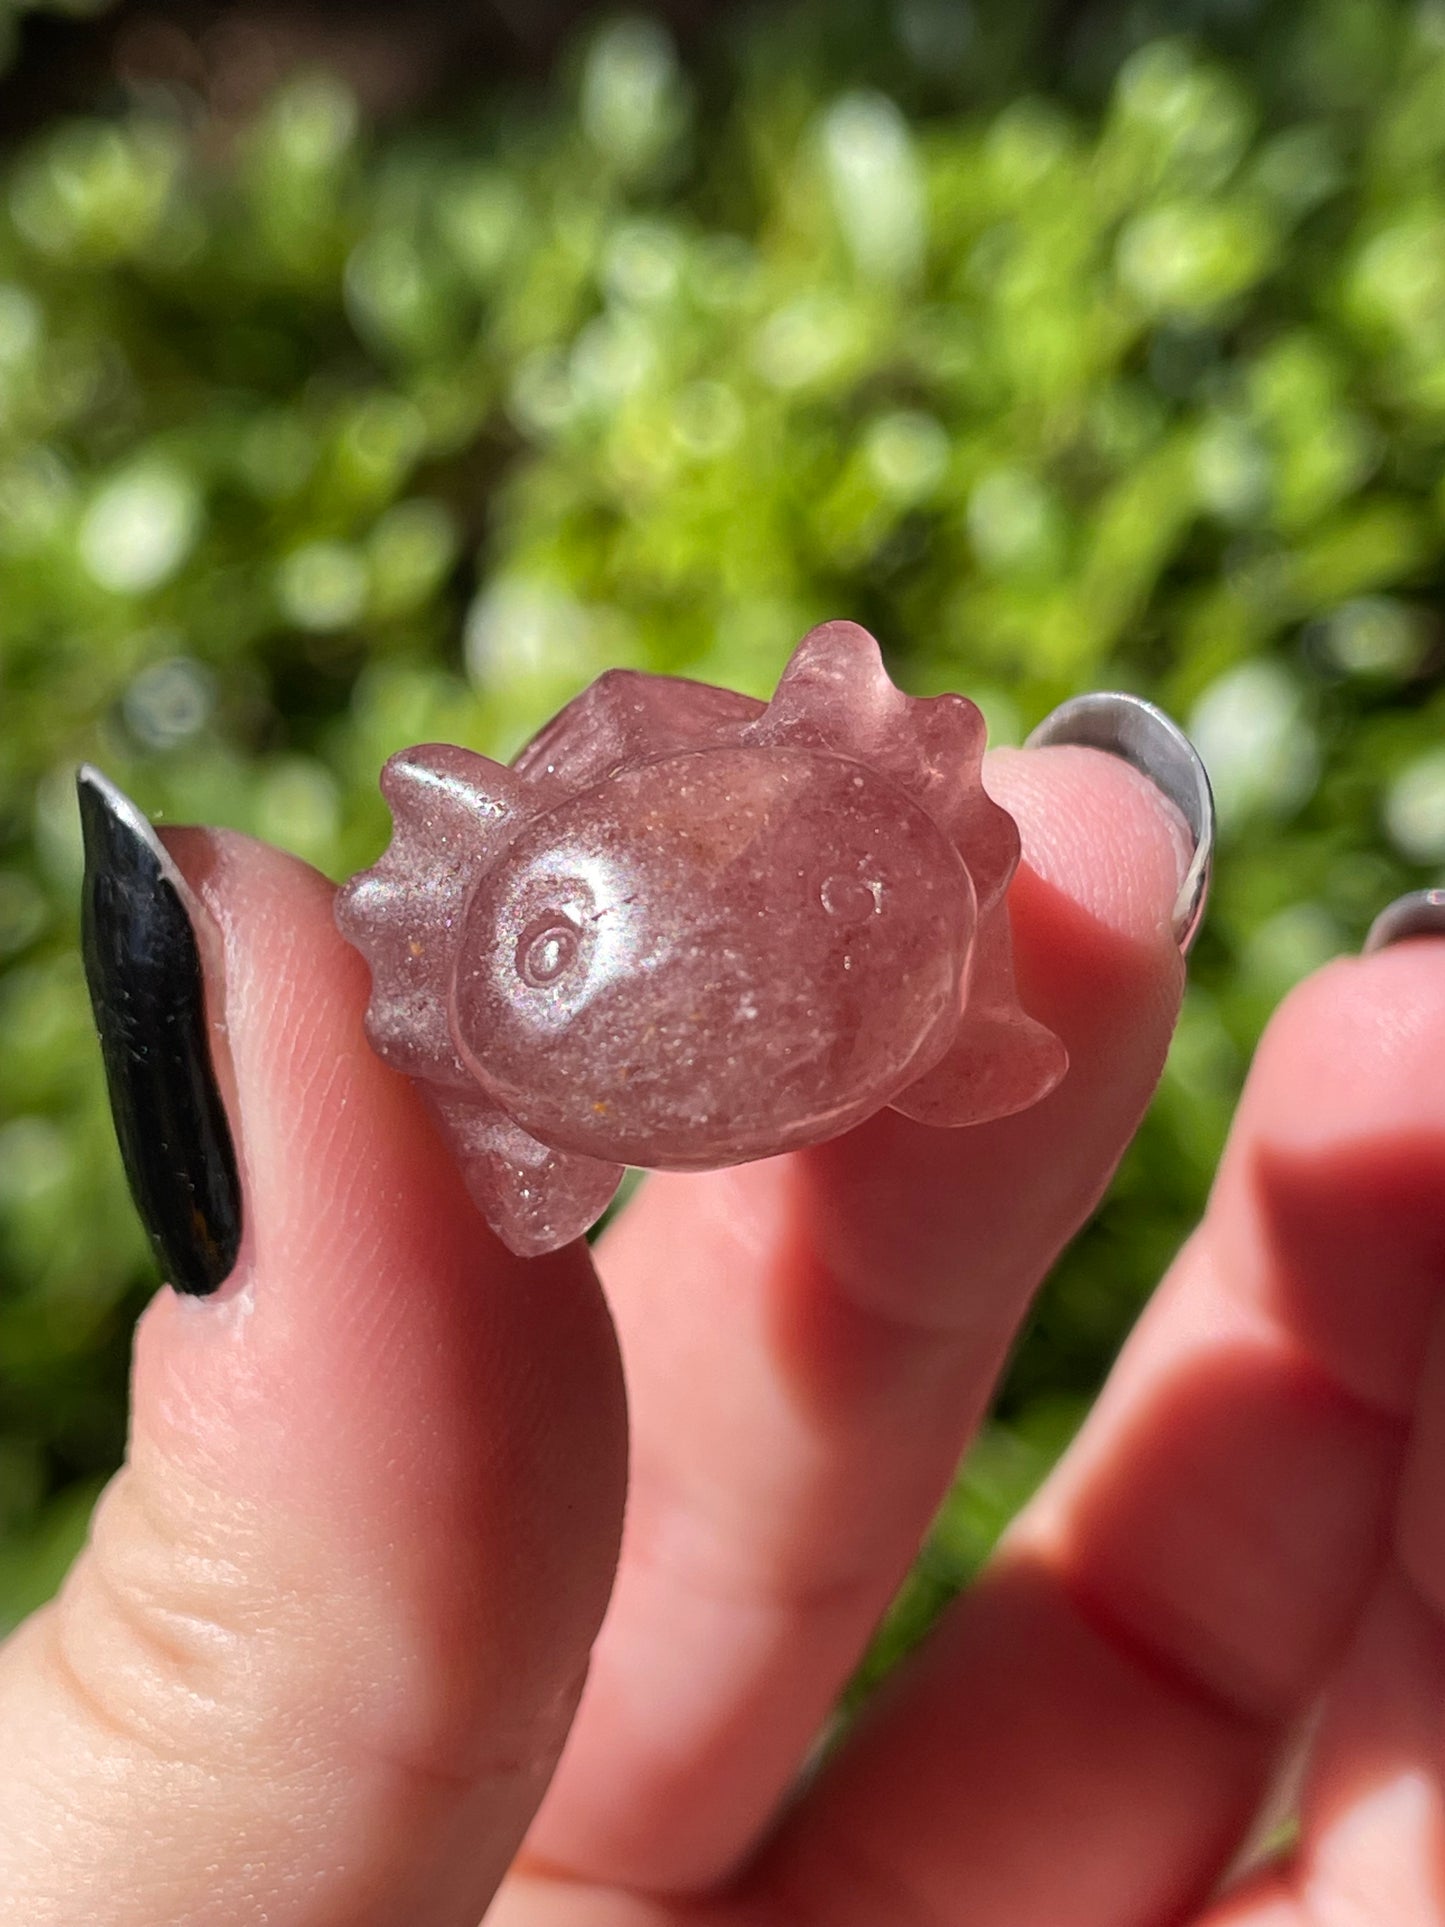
[336,622,1066,1254]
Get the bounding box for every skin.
[0,740,1441,1926]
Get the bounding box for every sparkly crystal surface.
[335,622,1066,1255]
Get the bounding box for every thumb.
[0,774,627,1927]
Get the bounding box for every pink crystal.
[335,621,1066,1255]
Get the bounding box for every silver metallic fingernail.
[1025,691,1216,955]
[1362,889,1445,954]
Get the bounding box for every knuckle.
[43,1466,274,1775]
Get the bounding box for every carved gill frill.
[745,622,1020,914]
[746,623,1065,1126]
[512,667,764,790]
[335,742,528,1086]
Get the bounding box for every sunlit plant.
[0,0,1442,1647]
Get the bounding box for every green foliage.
[1,0,1444,1634]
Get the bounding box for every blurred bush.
[1,0,1443,1642]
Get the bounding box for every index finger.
[527,727,1196,1894]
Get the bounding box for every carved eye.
[517,913,582,987]
[820,874,883,925]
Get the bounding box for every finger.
[753,936,1445,1927]
[1199,1575,1445,1927]
[489,1878,705,1927]
[1206,1890,1300,1927]
[528,738,1193,1892]
[1204,1104,1445,1927]
[0,811,627,1927]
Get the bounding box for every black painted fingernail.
[1025,691,1216,955]
[1362,889,1445,954]
[77,766,241,1297]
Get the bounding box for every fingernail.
[1025,691,1215,954]
[1362,889,1445,955]
[77,766,242,1297]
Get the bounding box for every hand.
[2,736,1442,1927]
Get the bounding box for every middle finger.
[526,734,1195,1894]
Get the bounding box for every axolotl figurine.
[335,621,1066,1255]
